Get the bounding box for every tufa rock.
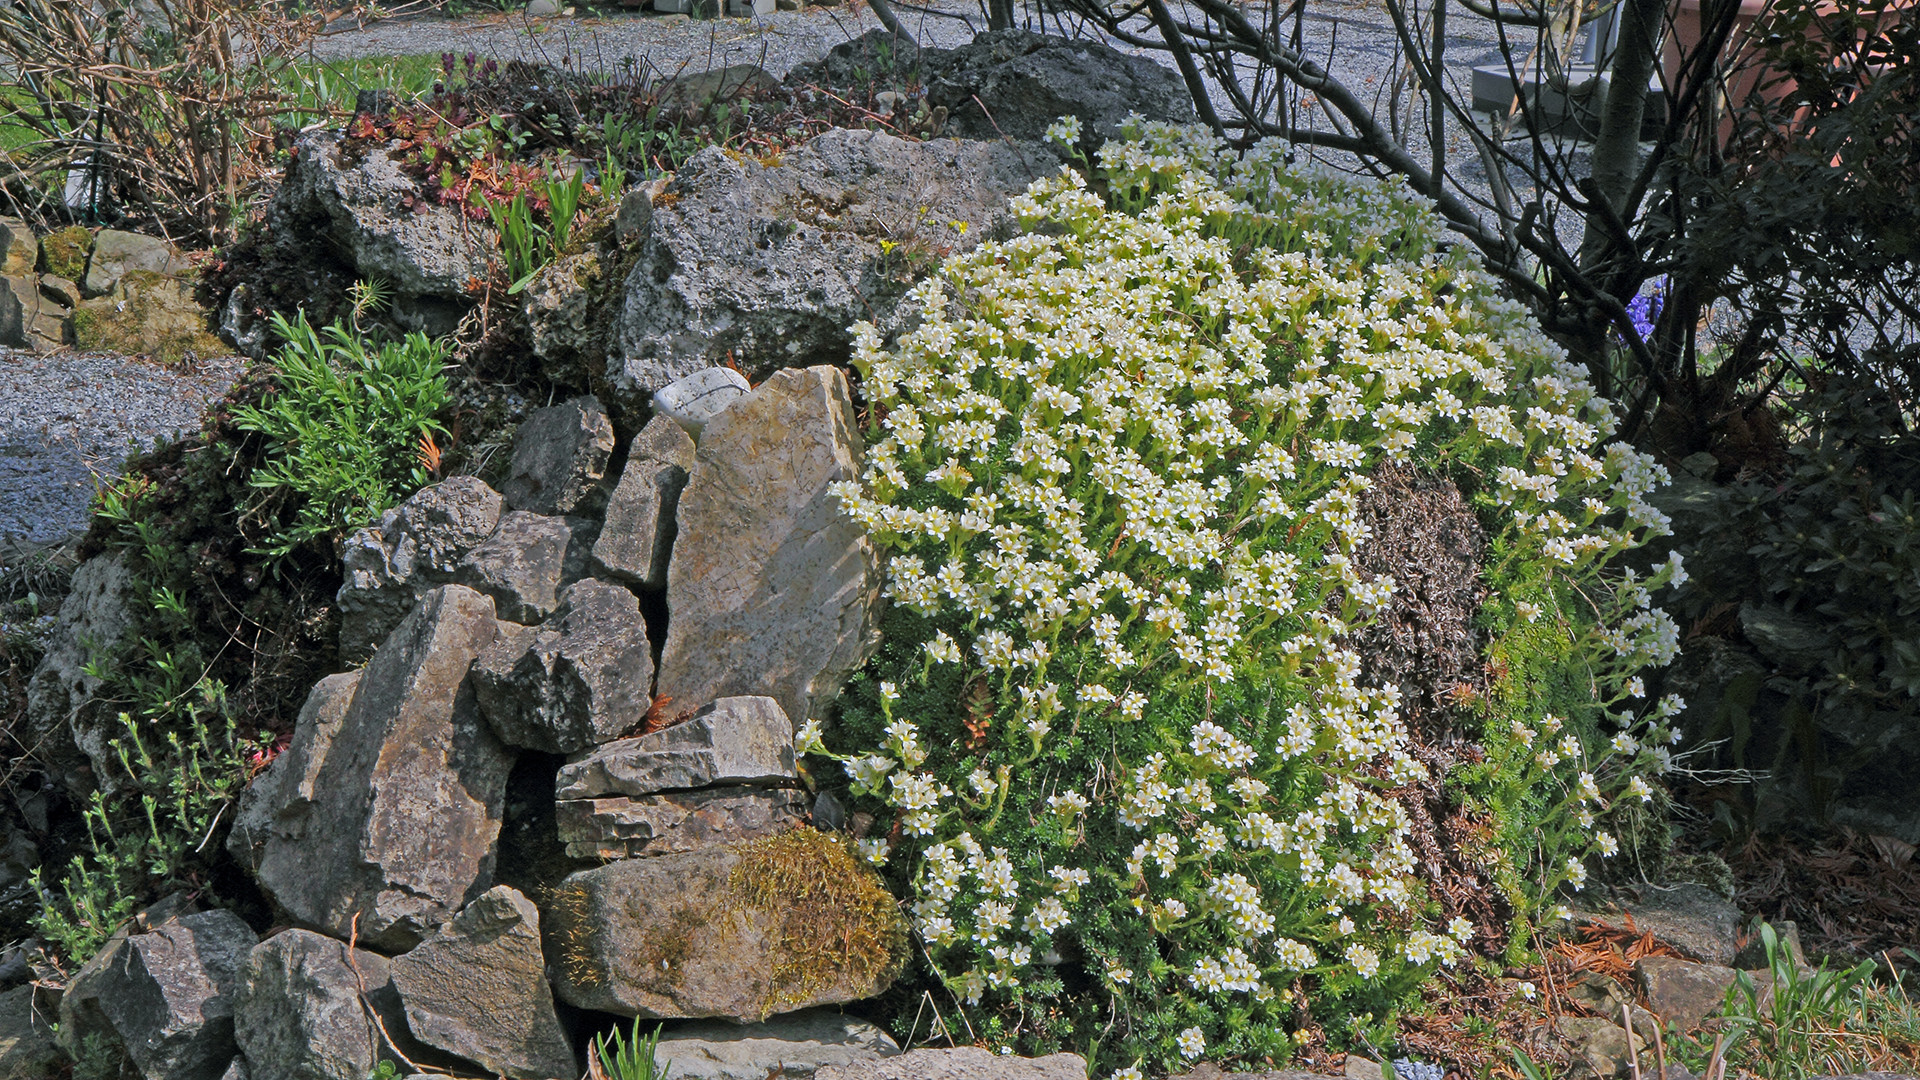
[924,30,1194,146]
[556,786,810,860]
[658,1008,901,1080]
[815,1049,1089,1080]
[555,696,796,799]
[1634,957,1736,1031]
[545,830,907,1020]
[500,395,616,515]
[653,366,881,728]
[473,578,655,754]
[336,476,505,663]
[249,585,513,953]
[58,909,256,1080]
[522,252,603,388]
[611,129,1056,402]
[229,673,363,876]
[592,413,696,588]
[81,229,185,298]
[269,130,494,335]
[389,886,574,1080]
[23,551,135,790]
[653,367,751,439]
[453,511,575,625]
[232,930,419,1080]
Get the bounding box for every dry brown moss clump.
[729,827,908,1015]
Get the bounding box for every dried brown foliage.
[0,0,319,243]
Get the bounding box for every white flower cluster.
[827,120,1682,1064]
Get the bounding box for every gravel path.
[0,350,244,544]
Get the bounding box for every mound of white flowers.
[817,121,1686,1073]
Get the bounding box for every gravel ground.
[0,349,244,545]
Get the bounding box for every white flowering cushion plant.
[815,120,1688,1074]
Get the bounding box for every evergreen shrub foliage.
[816,122,1690,1073]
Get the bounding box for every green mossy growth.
[40,226,92,281]
[71,271,223,364]
[728,828,909,1016]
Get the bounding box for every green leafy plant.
[815,121,1689,1074]
[596,1018,669,1080]
[229,312,450,558]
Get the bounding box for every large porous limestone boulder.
[58,910,257,1080]
[924,30,1194,146]
[389,886,574,1080]
[660,1009,900,1080]
[473,578,655,754]
[233,930,420,1080]
[652,367,882,728]
[592,413,696,589]
[545,830,907,1020]
[23,551,135,789]
[244,585,513,952]
[336,477,504,663]
[610,128,1056,403]
[268,130,494,335]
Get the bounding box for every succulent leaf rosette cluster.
[815,121,1688,1072]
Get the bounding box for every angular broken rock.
[816,1048,1089,1080]
[229,672,362,875]
[23,551,135,791]
[592,414,696,589]
[250,585,513,952]
[501,395,616,515]
[653,367,881,728]
[473,578,655,754]
[652,367,750,438]
[390,886,573,1080]
[545,833,907,1020]
[659,1008,901,1080]
[58,909,256,1080]
[453,511,574,625]
[1575,884,1741,966]
[556,786,809,860]
[337,477,504,663]
[555,696,795,799]
[0,984,61,1080]
[233,929,418,1080]
[1634,956,1737,1032]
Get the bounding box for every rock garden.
[1,3,1918,1080]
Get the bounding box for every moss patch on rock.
[39,226,92,281]
[728,828,908,1015]
[71,271,223,363]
